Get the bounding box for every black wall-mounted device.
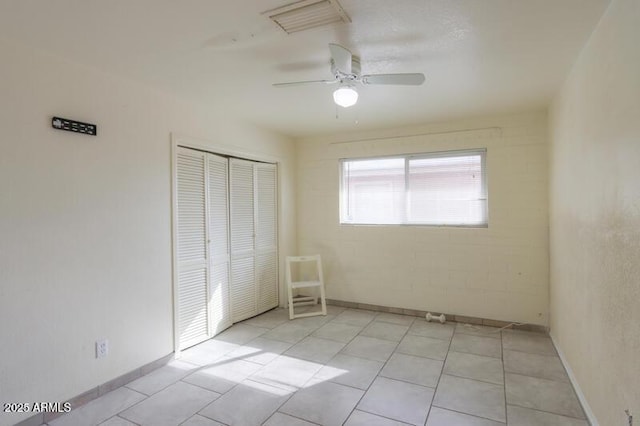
[51,116,97,136]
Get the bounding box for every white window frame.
[339,148,488,227]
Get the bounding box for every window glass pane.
[408,154,486,225]
[341,158,405,224]
[339,150,487,226]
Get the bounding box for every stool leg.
[319,282,327,316]
[286,258,295,320]
[288,286,295,319]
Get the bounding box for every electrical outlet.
[96,339,109,359]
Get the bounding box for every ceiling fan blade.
[273,79,337,87]
[329,43,352,74]
[361,73,426,85]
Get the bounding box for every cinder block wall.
[295,111,549,326]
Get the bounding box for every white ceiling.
[0,0,610,138]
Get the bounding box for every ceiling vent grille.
[263,0,351,34]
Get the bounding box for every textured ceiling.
[0,0,610,137]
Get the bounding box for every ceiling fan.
[273,43,425,108]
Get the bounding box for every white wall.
[0,39,295,426]
[548,0,640,424]
[296,112,549,325]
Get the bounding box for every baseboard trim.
[550,333,599,426]
[326,298,549,333]
[15,352,175,426]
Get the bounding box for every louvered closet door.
[207,153,232,334]
[176,147,210,349]
[229,159,257,322]
[255,163,278,314]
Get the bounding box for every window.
[340,149,487,226]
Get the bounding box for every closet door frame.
[171,134,281,356]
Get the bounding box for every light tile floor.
[45,306,589,426]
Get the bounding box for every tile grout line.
[318,310,384,425]
[501,328,509,425]
[428,404,507,425]
[435,371,504,387]
[331,310,414,425]
[424,322,456,426]
[506,402,591,422]
[262,411,322,426]
[121,414,142,426]
[354,407,415,425]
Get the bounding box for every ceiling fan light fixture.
[333,85,358,108]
